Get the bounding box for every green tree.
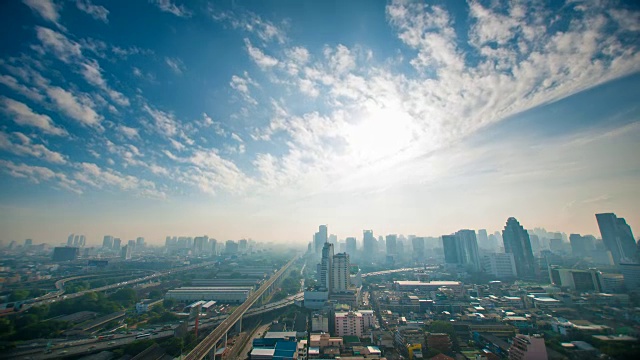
[10,289,29,301]
[428,320,460,351]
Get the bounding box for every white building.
[620,262,640,290]
[164,287,252,303]
[334,310,376,337]
[331,253,350,292]
[482,253,517,278]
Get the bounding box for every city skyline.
[1,0,639,244]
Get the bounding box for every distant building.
[412,237,425,262]
[346,237,357,256]
[482,253,517,278]
[508,334,547,360]
[136,237,145,248]
[67,234,74,246]
[238,239,248,253]
[619,262,640,290]
[386,235,397,255]
[102,235,114,249]
[569,234,595,257]
[317,242,334,291]
[113,238,121,251]
[363,230,376,257]
[225,240,238,254]
[596,213,637,264]
[120,245,132,260]
[331,253,350,293]
[502,218,536,278]
[314,225,328,254]
[548,266,602,292]
[442,230,481,271]
[24,239,33,247]
[52,247,79,261]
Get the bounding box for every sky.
[0,0,639,246]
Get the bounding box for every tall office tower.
[329,234,337,245]
[482,253,517,278]
[456,229,481,271]
[238,239,248,253]
[502,217,536,278]
[120,245,132,260]
[102,235,114,249]
[225,240,238,254]
[79,235,86,247]
[346,237,357,256]
[442,235,459,264]
[194,236,207,254]
[363,230,376,256]
[318,242,334,291]
[528,234,541,254]
[210,238,217,255]
[24,239,33,247]
[412,237,425,262]
[113,238,121,251]
[67,234,74,246]
[314,225,328,254]
[136,237,145,248]
[128,239,136,253]
[596,213,637,264]
[72,234,79,246]
[385,234,397,255]
[477,229,489,247]
[331,252,351,292]
[569,234,595,257]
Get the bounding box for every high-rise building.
[508,334,547,360]
[363,230,376,256]
[128,239,136,253]
[136,237,145,248]
[238,239,248,253]
[386,234,397,255]
[102,235,114,249]
[331,253,350,292]
[569,234,595,257]
[67,234,74,246]
[24,239,33,247]
[346,237,357,256]
[194,236,208,254]
[620,262,640,290]
[442,235,459,264]
[596,213,637,264]
[73,234,80,246]
[477,229,489,248]
[120,245,132,260]
[317,242,334,291]
[412,237,425,262]
[548,266,603,292]
[225,240,238,254]
[314,225,328,254]
[113,238,121,251]
[442,230,481,271]
[79,235,86,247]
[482,253,517,278]
[502,217,536,278]
[210,238,217,255]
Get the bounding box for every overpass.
[184,256,298,360]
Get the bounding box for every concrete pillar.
[224,332,227,346]
[235,317,242,333]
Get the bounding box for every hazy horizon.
[1,0,639,245]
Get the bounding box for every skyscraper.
[102,235,114,249]
[596,213,637,264]
[456,229,481,271]
[502,217,536,278]
[569,234,596,257]
[331,252,350,292]
[314,225,328,254]
[412,237,425,262]
[385,234,397,255]
[477,229,489,247]
[67,234,74,246]
[318,242,334,291]
[346,237,357,256]
[136,237,145,248]
[442,235,459,264]
[113,238,121,251]
[363,230,376,256]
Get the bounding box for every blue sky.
[0,0,639,246]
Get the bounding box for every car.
[108,341,116,345]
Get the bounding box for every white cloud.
[0,159,82,194]
[165,57,185,74]
[45,86,102,128]
[80,60,130,106]
[143,104,178,137]
[35,27,82,63]
[117,125,140,140]
[0,74,44,102]
[76,0,109,23]
[212,9,287,44]
[1,97,67,136]
[230,72,258,105]
[150,0,191,18]
[75,162,165,198]
[0,131,66,164]
[22,0,60,24]
[244,39,279,68]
